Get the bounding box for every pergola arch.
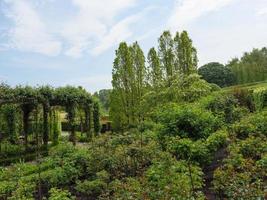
[0,84,99,149]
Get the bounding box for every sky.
[0,0,267,93]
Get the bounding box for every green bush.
[213,167,265,199]
[206,130,229,152]
[49,188,74,200]
[232,112,267,139]
[9,180,35,200]
[145,153,204,200]
[109,178,144,200]
[239,135,267,159]
[0,181,16,198]
[75,179,107,197]
[200,92,249,123]
[167,137,210,165]
[156,104,221,140]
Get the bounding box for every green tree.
[130,41,146,122]
[176,31,198,75]
[147,47,162,89]
[198,62,236,87]
[158,31,175,84]
[111,42,134,130]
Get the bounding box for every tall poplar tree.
[111,42,134,130]
[158,31,175,84]
[177,31,198,75]
[147,47,162,89]
[130,42,146,122]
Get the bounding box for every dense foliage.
[198,62,236,87]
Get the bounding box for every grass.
[222,80,267,91]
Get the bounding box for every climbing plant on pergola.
[0,84,100,149]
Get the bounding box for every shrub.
[201,93,248,123]
[156,104,221,140]
[145,154,204,200]
[0,181,16,198]
[239,135,267,159]
[232,112,267,139]
[109,178,144,199]
[9,180,35,200]
[206,130,229,152]
[167,137,210,165]
[213,166,265,199]
[49,188,74,200]
[75,179,107,197]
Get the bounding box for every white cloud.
[3,0,62,56]
[91,14,141,56]
[62,0,137,57]
[65,75,112,92]
[167,0,234,30]
[256,7,267,16]
[1,0,146,57]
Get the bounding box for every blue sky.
[0,0,267,93]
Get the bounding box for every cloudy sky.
[0,0,267,92]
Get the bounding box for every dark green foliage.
[201,92,249,123]
[198,62,236,87]
[156,104,221,140]
[1,104,18,143]
[75,171,109,198]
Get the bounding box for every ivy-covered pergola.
[0,83,100,150]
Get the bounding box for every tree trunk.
[42,103,49,149]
